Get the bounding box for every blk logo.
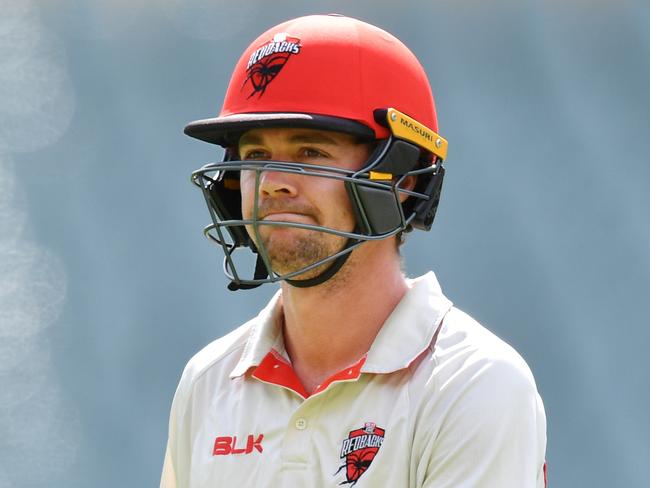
[212,434,264,456]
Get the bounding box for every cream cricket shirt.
[161,272,547,487]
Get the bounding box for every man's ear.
[398,175,416,203]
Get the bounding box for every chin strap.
[226,253,268,291]
[226,238,359,291]
[285,238,358,288]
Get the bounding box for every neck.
[279,242,409,394]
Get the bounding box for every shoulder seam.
[191,341,248,385]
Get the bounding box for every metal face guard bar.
[195,164,423,287]
[190,132,445,289]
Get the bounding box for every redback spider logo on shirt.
[335,422,385,485]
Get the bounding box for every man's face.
[238,127,372,279]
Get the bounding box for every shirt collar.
[229,290,284,379]
[363,271,453,373]
[230,271,453,379]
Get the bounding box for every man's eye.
[243,150,266,160]
[303,148,327,158]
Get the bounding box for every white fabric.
[161,272,547,487]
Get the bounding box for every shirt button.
[295,418,308,430]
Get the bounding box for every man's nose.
[258,168,299,198]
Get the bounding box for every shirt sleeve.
[160,366,193,488]
[160,442,177,488]
[416,354,547,488]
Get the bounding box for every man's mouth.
[261,212,314,224]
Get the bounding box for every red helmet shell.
[186,15,439,146]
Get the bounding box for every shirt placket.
[276,395,325,484]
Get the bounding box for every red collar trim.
[251,349,367,399]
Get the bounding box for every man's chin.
[266,250,326,279]
[264,242,330,280]
[255,229,348,280]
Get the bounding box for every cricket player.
[161,14,547,487]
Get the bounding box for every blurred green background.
[1,0,649,486]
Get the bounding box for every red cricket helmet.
[185,14,440,146]
[187,15,449,290]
